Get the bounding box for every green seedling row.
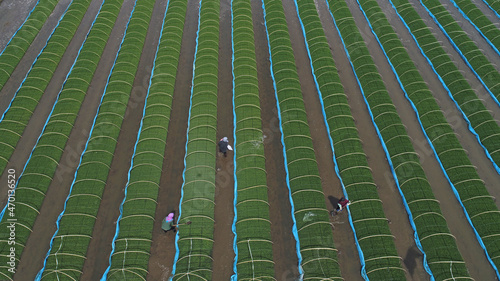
[0,0,92,177]
[294,0,407,279]
[451,0,500,53]
[106,0,188,279]
[369,0,500,271]
[261,0,342,278]
[0,0,109,279]
[328,0,471,279]
[421,0,500,108]
[482,0,500,14]
[171,0,219,279]
[391,0,500,169]
[39,1,155,279]
[0,0,59,89]
[232,0,275,279]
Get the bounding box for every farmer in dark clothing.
[218,137,231,157]
[335,197,350,212]
[161,212,178,233]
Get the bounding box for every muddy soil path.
[0,0,103,210]
[11,0,137,279]
[348,0,499,278]
[436,0,500,71]
[0,0,38,51]
[0,0,71,115]
[280,0,364,279]
[145,0,199,279]
[251,0,301,279]
[316,0,430,279]
[211,0,236,278]
[407,0,500,124]
[378,0,500,217]
[470,0,500,26]
[80,0,168,279]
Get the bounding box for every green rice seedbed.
[105,0,187,278]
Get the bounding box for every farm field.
[0,0,499,279]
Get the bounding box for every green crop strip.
[231,0,275,279]
[170,0,219,278]
[104,0,187,279]
[0,0,92,178]
[327,0,472,279]
[362,0,500,271]
[0,0,59,89]
[293,0,406,279]
[451,0,500,54]
[0,0,108,279]
[390,0,500,170]
[483,0,500,14]
[261,0,342,278]
[420,0,500,105]
[37,1,155,279]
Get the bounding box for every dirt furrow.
[280,0,364,279]
[471,0,500,26]
[316,0,431,279]
[379,0,500,214]
[12,0,138,279]
[0,0,104,210]
[348,0,499,278]
[0,0,38,51]
[211,0,236,278]
[436,0,500,71]
[80,0,169,279]
[408,0,500,124]
[251,0,301,279]
[0,0,71,116]
[145,0,199,279]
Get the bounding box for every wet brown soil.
[0,0,38,50]
[0,0,72,115]
[12,0,137,279]
[316,0,429,279]
[436,0,500,72]
[80,0,168,279]
[470,0,500,26]
[211,0,236,278]
[280,0,364,279]
[407,0,500,124]
[2,0,500,279]
[349,0,499,278]
[251,0,301,279]
[377,0,500,214]
[0,0,73,209]
[145,0,199,279]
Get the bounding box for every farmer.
[335,197,350,212]
[218,137,232,157]
[161,211,178,233]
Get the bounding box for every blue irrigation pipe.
[0,0,43,55]
[448,0,500,57]
[0,0,89,221]
[388,0,500,176]
[323,0,436,279]
[359,0,500,277]
[230,0,238,279]
[0,0,74,124]
[34,0,139,279]
[291,0,368,279]
[170,0,202,278]
[417,0,500,109]
[100,0,170,279]
[480,0,500,19]
[259,0,304,277]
